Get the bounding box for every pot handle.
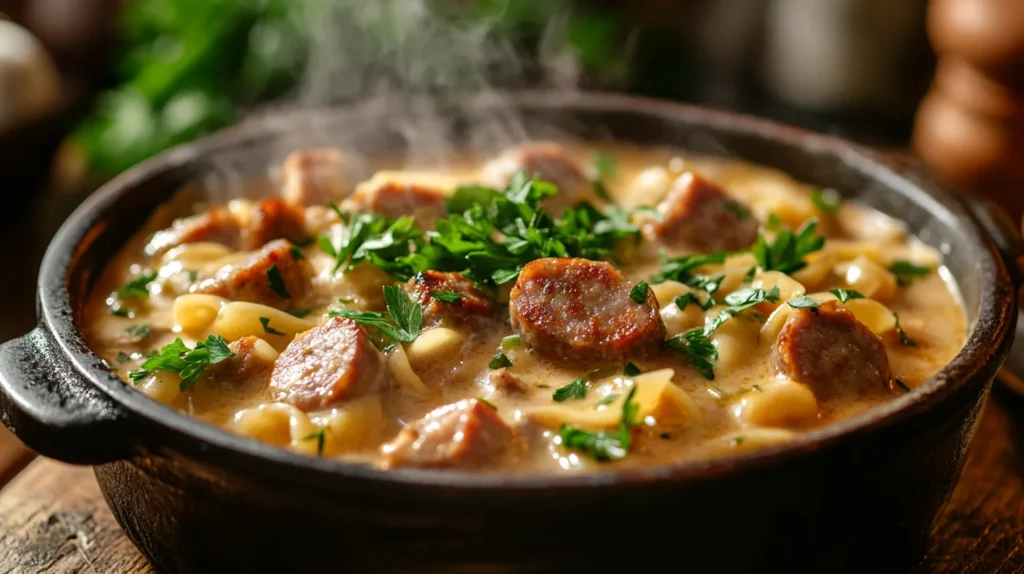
[956,192,1024,287]
[0,328,133,465]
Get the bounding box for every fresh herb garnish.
[752,219,825,274]
[289,244,305,260]
[431,290,462,303]
[742,266,757,283]
[673,292,715,312]
[107,272,157,317]
[593,151,617,179]
[829,288,865,303]
[766,212,784,231]
[302,428,326,457]
[125,324,151,342]
[501,334,521,348]
[558,384,639,461]
[629,280,649,304]
[665,327,719,380]
[266,264,290,299]
[894,377,911,392]
[889,260,930,286]
[729,436,745,447]
[317,206,425,279]
[117,351,132,363]
[128,335,235,391]
[894,313,917,347]
[117,350,156,363]
[187,270,199,283]
[787,295,819,310]
[553,378,588,402]
[478,397,498,410]
[259,317,286,335]
[593,394,619,408]
[623,362,641,376]
[330,285,423,343]
[287,308,311,318]
[593,180,612,202]
[723,199,751,220]
[811,189,842,214]
[488,352,513,369]
[651,251,728,285]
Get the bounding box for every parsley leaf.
[593,394,619,408]
[330,285,423,343]
[766,212,784,231]
[829,288,865,303]
[723,199,751,220]
[894,313,916,346]
[810,189,842,214]
[889,260,930,286]
[267,264,290,299]
[128,335,235,391]
[665,327,719,380]
[673,292,715,312]
[302,428,326,457]
[107,272,157,317]
[593,151,617,179]
[488,352,513,369]
[259,317,285,335]
[593,180,613,202]
[629,280,649,304]
[125,324,151,342]
[742,266,757,283]
[431,290,462,303]
[287,308,311,318]
[289,244,306,260]
[787,295,819,309]
[752,219,825,274]
[501,334,521,348]
[651,252,727,285]
[553,378,587,402]
[623,362,641,376]
[558,385,639,461]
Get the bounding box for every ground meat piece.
[772,301,893,401]
[488,368,527,395]
[649,172,759,252]
[194,239,311,310]
[243,198,310,250]
[343,180,448,229]
[509,258,666,366]
[201,336,276,395]
[481,142,592,215]
[270,316,390,411]
[403,271,496,328]
[380,399,513,469]
[144,207,242,257]
[279,148,350,208]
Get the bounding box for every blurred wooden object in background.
[914,0,1024,222]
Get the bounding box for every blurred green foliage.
[71,0,670,178]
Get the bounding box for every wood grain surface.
[0,386,1019,573]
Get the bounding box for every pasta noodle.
[208,302,317,350]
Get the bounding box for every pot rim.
[39,90,1016,491]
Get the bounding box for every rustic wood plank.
[0,462,153,573]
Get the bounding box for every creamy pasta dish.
[83,142,966,473]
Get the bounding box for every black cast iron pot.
[1,92,1022,573]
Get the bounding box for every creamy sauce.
[82,143,967,473]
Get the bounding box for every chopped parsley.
[330,285,423,343]
[107,271,157,317]
[431,290,462,303]
[558,385,639,461]
[187,270,199,283]
[729,436,745,447]
[623,362,641,376]
[787,295,819,310]
[811,189,842,214]
[651,251,727,286]
[501,334,521,348]
[665,327,719,380]
[894,377,911,392]
[302,428,327,457]
[742,266,757,283]
[259,317,286,335]
[592,180,613,202]
[593,151,618,179]
[752,219,825,274]
[287,308,311,318]
[629,280,649,304]
[317,206,424,279]
[593,394,619,408]
[829,288,865,303]
[128,335,235,391]
[889,260,930,286]
[289,244,305,260]
[266,264,290,299]
[723,199,751,220]
[673,292,715,312]
[488,352,513,369]
[766,212,784,231]
[124,324,151,342]
[894,313,916,347]
[553,378,587,402]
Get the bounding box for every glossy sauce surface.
[82,143,967,473]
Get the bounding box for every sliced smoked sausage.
[343,180,447,229]
[772,301,893,400]
[649,172,759,252]
[145,207,242,257]
[404,270,496,328]
[243,198,310,250]
[270,316,390,411]
[509,257,665,365]
[194,239,311,310]
[279,148,350,208]
[380,398,513,469]
[481,142,592,215]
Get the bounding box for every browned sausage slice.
[279,148,350,208]
[201,336,275,395]
[772,301,893,400]
[650,172,759,252]
[194,239,311,310]
[481,142,592,215]
[270,316,390,411]
[243,198,310,250]
[343,180,447,229]
[403,271,496,328]
[144,207,242,257]
[380,399,513,469]
[509,258,665,365]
